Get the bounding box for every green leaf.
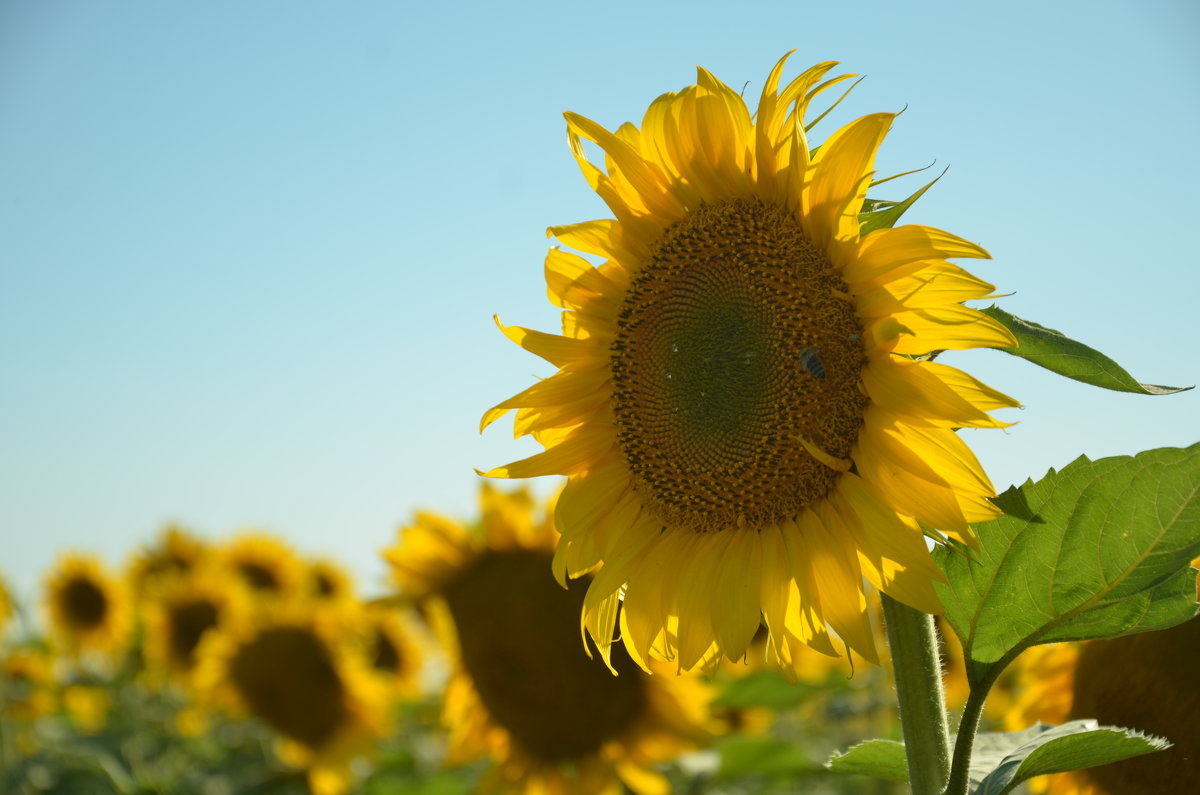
[717,736,823,778]
[968,721,1169,795]
[858,168,945,235]
[935,445,1200,687]
[714,669,822,709]
[826,740,909,783]
[979,306,1191,395]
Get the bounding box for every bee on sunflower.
[383,483,718,795]
[481,52,1018,675]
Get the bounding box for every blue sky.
[2,0,1197,600]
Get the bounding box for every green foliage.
[979,306,1191,395]
[713,670,823,710]
[967,721,1169,795]
[717,736,824,778]
[826,739,909,782]
[935,444,1200,687]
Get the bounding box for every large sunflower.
[481,53,1018,674]
[192,602,390,795]
[43,553,132,657]
[1005,562,1200,795]
[383,483,716,795]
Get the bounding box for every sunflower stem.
[880,594,950,795]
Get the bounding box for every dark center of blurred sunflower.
[237,562,280,592]
[1070,617,1200,795]
[611,198,868,531]
[229,625,346,748]
[63,577,108,629]
[442,549,646,763]
[315,572,338,597]
[370,629,401,673]
[167,599,219,668]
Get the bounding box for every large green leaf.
[980,306,1190,395]
[968,721,1169,795]
[826,740,909,782]
[935,444,1200,686]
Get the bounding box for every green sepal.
[980,305,1191,395]
[967,721,1170,795]
[858,168,946,235]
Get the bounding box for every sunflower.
[1,646,56,723]
[192,602,390,795]
[216,532,304,603]
[480,53,1018,675]
[354,603,424,700]
[1006,562,1200,795]
[43,553,132,657]
[383,483,716,795]
[125,523,210,597]
[306,558,356,604]
[0,574,14,640]
[141,566,251,686]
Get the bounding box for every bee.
[798,347,825,380]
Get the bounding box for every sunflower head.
[384,484,717,794]
[141,566,252,685]
[354,604,424,699]
[216,532,304,603]
[2,647,56,722]
[43,553,132,658]
[126,524,210,597]
[192,602,389,795]
[0,575,14,640]
[306,558,356,604]
[482,53,1018,675]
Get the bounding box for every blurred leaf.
[968,721,1169,795]
[715,669,822,709]
[826,739,909,782]
[717,736,823,778]
[935,445,1200,687]
[979,306,1191,395]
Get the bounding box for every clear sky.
[2,1,1198,600]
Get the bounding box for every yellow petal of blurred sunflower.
[43,552,132,658]
[1006,559,1200,795]
[192,601,389,795]
[481,53,1019,675]
[383,483,718,795]
[306,558,357,604]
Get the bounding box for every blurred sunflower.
[43,553,132,657]
[355,604,424,700]
[2,646,56,722]
[125,523,210,597]
[1007,561,1200,795]
[307,558,356,604]
[384,483,716,795]
[216,532,304,603]
[193,603,389,795]
[0,574,14,640]
[142,566,251,685]
[480,53,1017,674]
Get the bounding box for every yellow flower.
[306,558,356,604]
[0,574,14,640]
[192,602,389,795]
[481,53,1018,675]
[141,566,251,686]
[43,553,132,657]
[383,483,717,795]
[216,532,304,603]
[2,646,56,722]
[353,603,424,700]
[1007,560,1200,795]
[125,523,210,597]
[62,683,110,734]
